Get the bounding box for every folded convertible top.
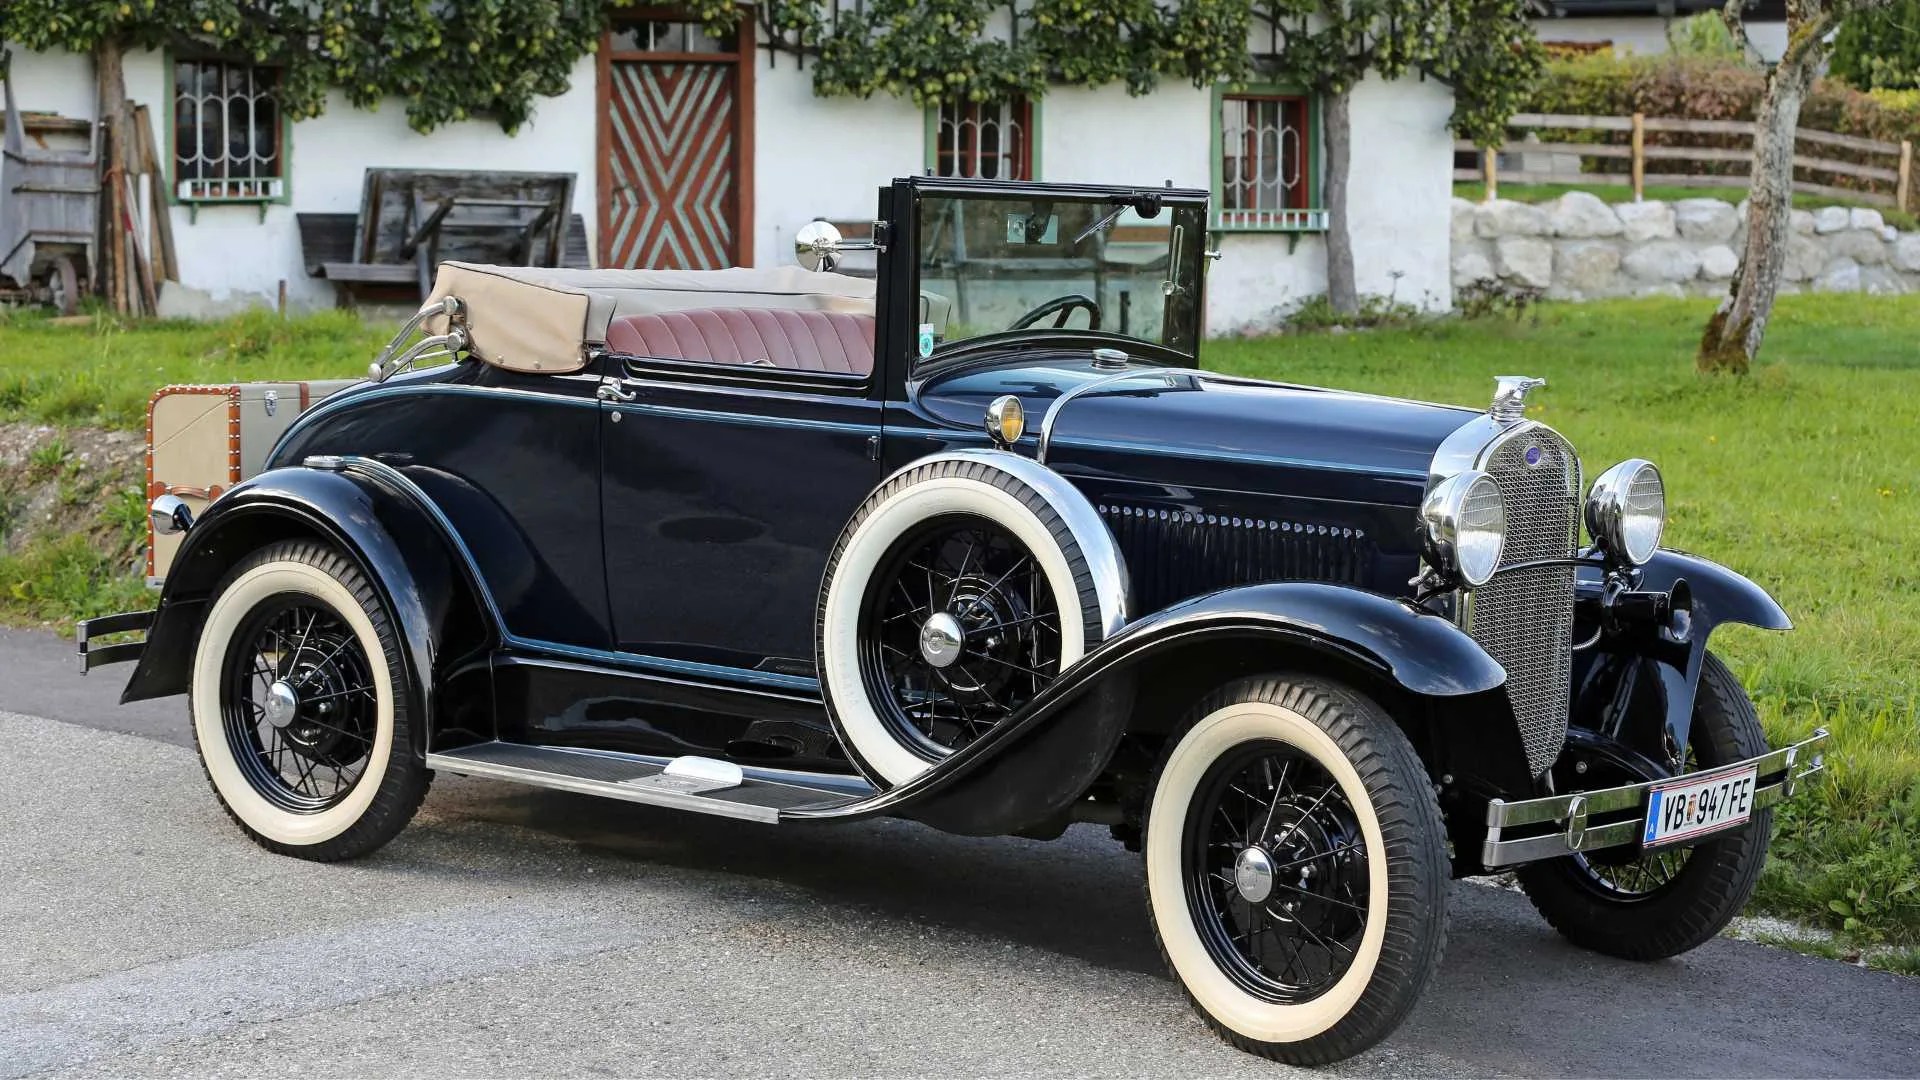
[422,262,878,375]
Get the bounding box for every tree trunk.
[1697,20,1826,374]
[1324,87,1357,316]
[94,37,132,315]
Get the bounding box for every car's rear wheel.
[817,457,1110,786]
[1517,652,1773,959]
[190,539,429,860]
[1145,675,1448,1065]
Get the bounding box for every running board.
[424,743,870,823]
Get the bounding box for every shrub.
[1832,0,1920,92]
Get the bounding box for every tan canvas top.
[422,262,879,374]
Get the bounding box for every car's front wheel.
[190,539,429,861]
[1145,675,1449,1065]
[1516,652,1773,959]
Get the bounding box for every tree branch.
[1721,0,1751,50]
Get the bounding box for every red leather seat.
[607,308,874,376]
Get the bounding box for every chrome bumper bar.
[76,608,155,674]
[1481,728,1828,869]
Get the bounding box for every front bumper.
[1481,729,1828,869]
[76,609,154,674]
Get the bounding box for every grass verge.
[0,307,386,430]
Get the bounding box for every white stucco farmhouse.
[7,17,1457,333]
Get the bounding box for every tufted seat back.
[607,308,875,377]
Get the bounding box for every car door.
[599,355,886,678]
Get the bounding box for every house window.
[932,97,1034,181]
[173,58,285,202]
[1215,92,1325,232]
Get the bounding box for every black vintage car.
[85,176,1826,1064]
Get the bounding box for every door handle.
[596,380,638,404]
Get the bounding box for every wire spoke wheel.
[1570,746,1698,901]
[220,595,378,814]
[1183,739,1370,1005]
[858,513,1062,757]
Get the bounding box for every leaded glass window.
[173,59,284,201]
[934,97,1034,182]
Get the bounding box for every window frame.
[1209,82,1326,234]
[923,95,1042,182]
[165,50,293,216]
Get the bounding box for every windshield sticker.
[918,323,936,358]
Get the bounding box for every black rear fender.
[121,463,496,751]
[889,582,1519,836]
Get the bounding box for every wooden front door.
[598,18,754,269]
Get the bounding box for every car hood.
[913,354,1478,508]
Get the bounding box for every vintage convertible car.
[83,176,1826,1064]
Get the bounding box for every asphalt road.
[3,627,1916,1078]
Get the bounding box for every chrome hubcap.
[262,679,301,730]
[918,611,966,669]
[1233,845,1276,904]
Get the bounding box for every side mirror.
[793,218,886,272]
[794,220,844,272]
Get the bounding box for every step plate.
[426,743,864,823]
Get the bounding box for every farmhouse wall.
[10,45,1458,330]
[1452,192,1920,300]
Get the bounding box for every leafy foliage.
[1832,0,1920,91]
[0,0,627,135]
[3,1,1542,142]
[1260,0,1544,145]
[1667,9,1748,60]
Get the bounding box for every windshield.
[914,192,1205,363]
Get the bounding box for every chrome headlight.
[1586,459,1665,565]
[1420,471,1506,588]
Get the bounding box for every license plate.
[1643,766,1759,848]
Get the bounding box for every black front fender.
[1571,549,1790,773]
[122,463,496,751]
[802,582,1507,835]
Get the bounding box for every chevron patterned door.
[605,61,737,269]
[599,19,753,270]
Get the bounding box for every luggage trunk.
[146,380,357,582]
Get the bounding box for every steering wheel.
[1009,294,1102,332]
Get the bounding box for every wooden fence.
[1455,112,1916,212]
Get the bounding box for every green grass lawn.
[1453,180,1920,232]
[0,309,388,430]
[1,295,1916,947]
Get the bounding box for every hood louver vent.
[1098,504,1374,614]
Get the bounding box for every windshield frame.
[902,177,1209,373]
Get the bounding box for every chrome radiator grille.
[1467,425,1581,776]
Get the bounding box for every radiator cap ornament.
[1490,375,1545,423]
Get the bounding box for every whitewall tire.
[817,456,1112,786]
[1145,676,1448,1065]
[190,539,429,861]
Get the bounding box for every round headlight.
[1420,471,1507,588]
[984,395,1025,448]
[1587,459,1665,565]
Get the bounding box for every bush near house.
[0,298,1916,952]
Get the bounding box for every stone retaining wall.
[1451,192,1920,299]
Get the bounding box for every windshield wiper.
[1073,204,1129,245]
